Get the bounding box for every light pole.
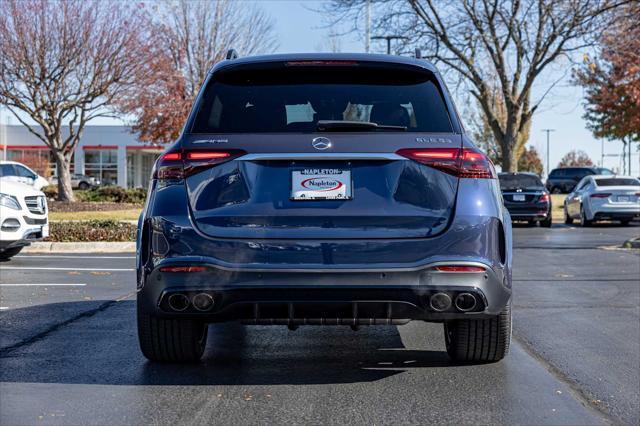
[542,129,555,178]
[372,35,408,55]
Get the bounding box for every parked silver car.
[49,174,100,190]
[564,175,640,226]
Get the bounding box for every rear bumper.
[137,260,511,322]
[590,203,640,221]
[504,204,550,221]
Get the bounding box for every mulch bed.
[49,201,142,212]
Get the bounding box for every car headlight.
[0,193,21,210]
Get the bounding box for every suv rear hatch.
[177,60,469,239]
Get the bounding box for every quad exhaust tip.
[192,293,215,311]
[167,293,190,311]
[429,292,452,312]
[454,293,477,312]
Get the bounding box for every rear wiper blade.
[316,120,407,132]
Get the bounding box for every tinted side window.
[567,168,590,179]
[576,179,590,191]
[0,164,16,177]
[550,169,564,178]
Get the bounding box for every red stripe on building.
[82,145,118,150]
[4,145,50,150]
[126,145,163,151]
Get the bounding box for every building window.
[84,150,117,185]
[126,151,160,188]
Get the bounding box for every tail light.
[434,265,486,273]
[396,148,496,178]
[153,149,245,181]
[590,193,611,198]
[539,192,550,203]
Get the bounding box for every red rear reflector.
[162,152,181,161]
[186,151,231,160]
[396,148,496,178]
[435,265,486,273]
[159,266,207,273]
[590,193,611,198]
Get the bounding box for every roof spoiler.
[226,49,239,60]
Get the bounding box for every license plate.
[291,169,352,200]
[513,194,526,201]
[41,224,49,238]
[617,196,630,202]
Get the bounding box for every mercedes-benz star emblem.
[312,137,332,150]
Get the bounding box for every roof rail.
[226,49,239,60]
[414,48,422,59]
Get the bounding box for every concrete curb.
[23,242,136,253]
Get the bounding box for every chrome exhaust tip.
[192,293,214,311]
[429,292,452,312]
[455,293,477,312]
[167,293,190,312]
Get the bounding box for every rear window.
[191,62,453,133]
[498,174,543,190]
[594,178,640,186]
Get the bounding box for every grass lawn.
[551,194,567,221]
[49,209,142,222]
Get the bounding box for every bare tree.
[327,0,624,171]
[0,0,149,201]
[118,0,278,144]
[316,28,344,53]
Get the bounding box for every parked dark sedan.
[499,173,552,227]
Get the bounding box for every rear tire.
[0,246,23,260]
[563,205,573,225]
[78,182,90,190]
[137,297,208,362]
[540,215,552,228]
[444,302,511,363]
[580,205,592,227]
[620,219,631,226]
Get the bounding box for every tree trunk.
[53,150,75,202]
[500,135,520,173]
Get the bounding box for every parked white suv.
[0,179,49,259]
[0,161,50,190]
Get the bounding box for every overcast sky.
[2,0,637,175]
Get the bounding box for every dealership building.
[0,125,163,188]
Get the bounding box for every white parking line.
[0,283,87,286]
[0,267,133,271]
[15,255,135,259]
[0,307,9,310]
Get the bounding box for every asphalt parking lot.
[1,224,639,425]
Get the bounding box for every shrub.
[46,220,136,242]
[42,185,58,199]
[75,186,147,204]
